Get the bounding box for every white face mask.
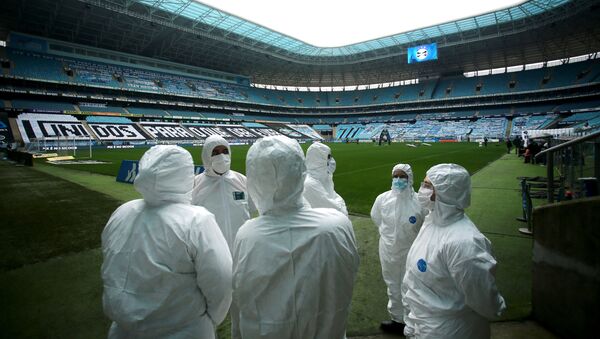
[327,157,336,174]
[417,186,435,210]
[211,153,231,174]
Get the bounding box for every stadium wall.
[532,196,600,338]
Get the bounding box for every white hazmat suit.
[231,136,360,339]
[371,164,426,323]
[303,142,348,215]
[101,145,232,339]
[192,135,255,251]
[403,164,506,339]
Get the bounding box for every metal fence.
[536,130,600,202]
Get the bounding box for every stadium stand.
[312,124,332,131]
[242,115,297,123]
[241,122,268,128]
[510,114,557,136]
[66,59,120,88]
[389,113,418,120]
[11,99,75,111]
[480,74,511,95]
[334,119,482,141]
[78,104,126,114]
[469,118,508,139]
[433,76,481,98]
[573,115,600,128]
[5,45,599,110]
[514,104,558,114]
[554,99,600,111]
[437,120,472,138]
[515,69,546,92]
[167,110,204,119]
[7,49,69,82]
[560,111,600,125]
[1,7,599,149]
[85,116,133,124]
[202,112,238,120]
[126,107,170,117]
[5,48,247,102]
[478,108,511,117]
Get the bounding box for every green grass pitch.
[60,141,507,215]
[2,142,538,338]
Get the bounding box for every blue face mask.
[392,177,408,190]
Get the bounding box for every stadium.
[0,0,599,338]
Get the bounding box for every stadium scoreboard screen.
[407,43,438,64]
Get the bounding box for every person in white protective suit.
[101,145,232,339]
[192,135,255,251]
[370,164,426,334]
[402,163,506,339]
[231,135,360,339]
[303,141,348,215]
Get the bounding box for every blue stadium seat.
[126,107,170,117]
[86,116,133,124]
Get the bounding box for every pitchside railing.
[535,130,600,202]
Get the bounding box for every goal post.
[27,136,93,158]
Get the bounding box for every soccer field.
[54,141,506,215]
[3,142,529,338]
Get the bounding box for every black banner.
[219,126,259,139]
[185,125,233,139]
[263,123,306,138]
[88,123,148,141]
[37,121,90,138]
[140,123,196,140]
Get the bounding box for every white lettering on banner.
[224,128,256,138]
[155,126,176,138]
[125,162,137,183]
[89,124,146,140]
[42,146,78,151]
[39,122,90,138]
[175,126,194,138]
[186,126,232,138]
[143,125,195,139]
[107,145,135,149]
[248,128,281,137]
[143,126,159,139]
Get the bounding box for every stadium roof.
[138,0,566,56]
[1,0,599,87]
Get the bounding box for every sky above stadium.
[199,0,525,47]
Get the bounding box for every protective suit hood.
[427,163,471,226]
[306,142,331,183]
[202,135,231,177]
[193,137,254,251]
[134,145,194,206]
[392,163,414,186]
[246,136,306,216]
[391,163,415,197]
[303,142,347,214]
